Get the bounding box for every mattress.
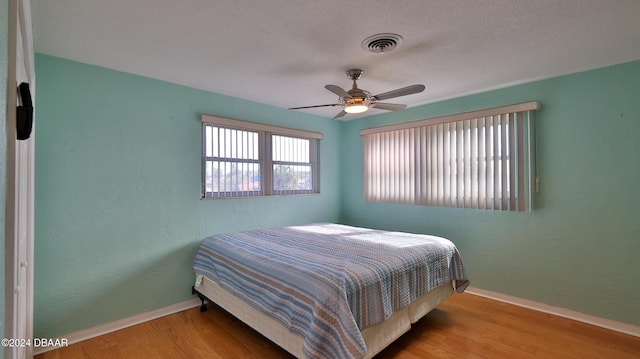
[192,223,468,358]
[193,274,454,358]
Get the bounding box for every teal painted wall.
[33,55,342,337]
[1,0,9,349]
[34,53,640,339]
[340,60,640,326]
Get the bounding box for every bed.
[192,223,469,359]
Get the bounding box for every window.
[360,101,539,211]
[202,115,321,198]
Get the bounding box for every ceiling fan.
[289,69,425,119]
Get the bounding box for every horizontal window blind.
[361,101,539,211]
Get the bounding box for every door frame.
[5,0,35,358]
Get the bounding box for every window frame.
[201,114,322,199]
[270,134,319,195]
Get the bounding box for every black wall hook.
[17,82,33,140]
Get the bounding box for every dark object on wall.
[17,82,33,140]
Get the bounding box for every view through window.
[202,115,321,198]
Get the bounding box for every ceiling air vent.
[361,33,403,53]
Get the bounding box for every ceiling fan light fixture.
[344,104,368,113]
[343,97,370,113]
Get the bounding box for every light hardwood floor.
[35,293,640,359]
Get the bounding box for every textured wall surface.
[340,60,640,326]
[34,54,640,339]
[33,55,342,338]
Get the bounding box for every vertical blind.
[204,125,262,197]
[272,135,315,194]
[202,114,322,198]
[361,101,539,211]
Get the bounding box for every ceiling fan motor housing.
[346,97,369,107]
[347,88,370,99]
[340,88,371,104]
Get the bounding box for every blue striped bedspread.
[192,223,469,359]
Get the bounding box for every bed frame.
[192,274,454,358]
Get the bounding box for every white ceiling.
[32,0,640,120]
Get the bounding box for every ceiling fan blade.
[333,110,347,119]
[370,102,407,111]
[372,84,425,101]
[289,104,340,110]
[325,85,352,99]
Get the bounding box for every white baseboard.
[34,287,640,355]
[33,298,201,355]
[465,286,640,337]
